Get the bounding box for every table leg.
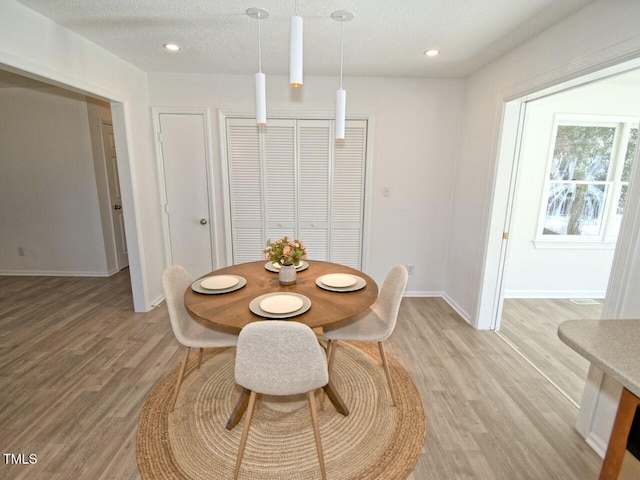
[599,387,640,480]
[226,387,251,430]
[322,381,349,417]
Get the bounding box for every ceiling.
[14,0,596,78]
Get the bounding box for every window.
[536,115,638,246]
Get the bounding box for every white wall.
[0,0,161,310]
[504,81,640,298]
[445,0,640,327]
[0,87,111,275]
[148,73,464,294]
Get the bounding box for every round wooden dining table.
[183,259,379,429]
[183,259,379,331]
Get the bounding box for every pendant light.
[247,8,269,125]
[290,0,303,87]
[331,10,353,140]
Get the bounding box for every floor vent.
[569,298,601,305]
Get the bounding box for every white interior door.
[101,121,129,270]
[157,112,213,278]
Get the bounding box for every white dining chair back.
[370,264,409,341]
[235,321,329,395]
[163,265,198,346]
[323,264,408,406]
[162,265,238,411]
[233,321,329,479]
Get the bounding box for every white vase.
[279,264,297,285]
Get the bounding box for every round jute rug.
[137,342,426,479]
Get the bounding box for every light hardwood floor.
[0,271,601,479]
[499,298,603,405]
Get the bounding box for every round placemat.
[137,342,426,479]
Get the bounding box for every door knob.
[200,219,208,225]
[114,204,122,210]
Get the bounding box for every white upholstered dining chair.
[324,264,408,406]
[162,265,238,412]
[233,321,329,480]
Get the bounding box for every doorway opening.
[490,67,640,406]
[0,69,133,297]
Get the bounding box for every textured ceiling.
[15,0,595,78]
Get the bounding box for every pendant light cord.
[339,18,344,89]
[295,0,298,16]
[257,13,262,73]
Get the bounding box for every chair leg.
[378,342,397,406]
[170,347,191,412]
[226,388,250,430]
[324,338,333,357]
[318,387,325,411]
[319,340,335,410]
[327,340,337,376]
[197,348,204,368]
[307,391,327,480]
[234,390,258,480]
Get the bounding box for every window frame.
[534,114,639,248]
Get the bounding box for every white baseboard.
[0,269,111,277]
[401,291,474,327]
[441,292,474,327]
[150,293,165,308]
[403,290,442,297]
[503,289,606,299]
[585,432,607,459]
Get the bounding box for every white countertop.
[558,319,640,398]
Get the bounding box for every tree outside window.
[539,117,638,242]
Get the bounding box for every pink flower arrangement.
[264,236,307,266]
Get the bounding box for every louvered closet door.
[226,118,264,264]
[263,120,296,241]
[298,120,330,261]
[331,119,367,268]
[225,116,367,268]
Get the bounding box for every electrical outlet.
[18,247,25,257]
[406,264,414,275]
[383,186,390,197]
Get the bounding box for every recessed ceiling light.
[163,43,181,52]
[423,49,439,57]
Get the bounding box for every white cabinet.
[224,117,367,268]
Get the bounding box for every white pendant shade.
[332,10,353,141]
[255,72,266,125]
[247,8,269,126]
[289,15,303,87]
[335,88,346,140]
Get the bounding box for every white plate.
[259,294,304,314]
[249,293,312,319]
[201,275,239,290]
[315,275,366,293]
[264,260,309,273]
[191,275,246,295]
[320,273,357,288]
